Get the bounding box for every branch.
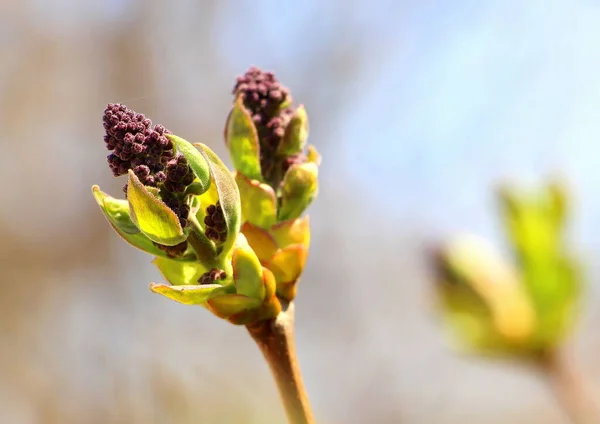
[246,302,315,424]
[538,350,600,424]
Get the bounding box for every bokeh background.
[2,1,600,423]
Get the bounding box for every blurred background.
[2,0,600,422]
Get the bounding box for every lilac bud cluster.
[102,104,193,227]
[233,67,295,184]
[204,202,227,244]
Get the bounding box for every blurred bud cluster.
[431,181,580,358]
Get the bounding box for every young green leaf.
[235,172,277,229]
[225,97,263,181]
[127,170,186,246]
[278,162,318,221]
[278,105,308,156]
[265,244,307,285]
[153,257,210,286]
[92,185,194,260]
[231,237,266,300]
[207,293,262,318]
[149,283,226,306]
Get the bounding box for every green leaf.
[153,257,210,286]
[149,283,226,305]
[231,235,265,300]
[225,97,262,181]
[127,170,186,246]
[92,185,194,260]
[207,294,262,318]
[235,172,277,228]
[168,134,211,193]
[278,105,308,156]
[278,162,318,221]
[195,143,241,257]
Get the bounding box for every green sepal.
[207,294,262,318]
[195,143,241,258]
[278,105,308,156]
[225,96,262,181]
[235,172,277,229]
[231,234,265,300]
[92,185,194,260]
[153,257,211,286]
[168,134,211,193]
[149,283,227,306]
[278,162,318,221]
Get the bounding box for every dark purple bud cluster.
[198,268,227,285]
[164,154,195,193]
[162,193,192,228]
[155,240,189,258]
[102,104,194,228]
[103,104,173,186]
[233,67,295,184]
[204,202,227,243]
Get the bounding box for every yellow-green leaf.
[149,283,225,305]
[270,216,310,250]
[231,236,265,300]
[153,257,210,286]
[225,96,262,181]
[92,185,194,260]
[278,162,318,221]
[127,170,186,246]
[278,105,308,155]
[241,222,278,262]
[265,244,307,284]
[208,294,262,318]
[235,172,277,228]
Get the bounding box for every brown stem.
[538,350,600,424]
[246,302,315,424]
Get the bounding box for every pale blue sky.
[215,1,600,249]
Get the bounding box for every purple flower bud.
[232,67,297,185]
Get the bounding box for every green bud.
[92,185,195,260]
[127,170,187,246]
[278,105,308,156]
[278,162,318,221]
[235,172,277,229]
[168,134,211,193]
[225,96,262,181]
